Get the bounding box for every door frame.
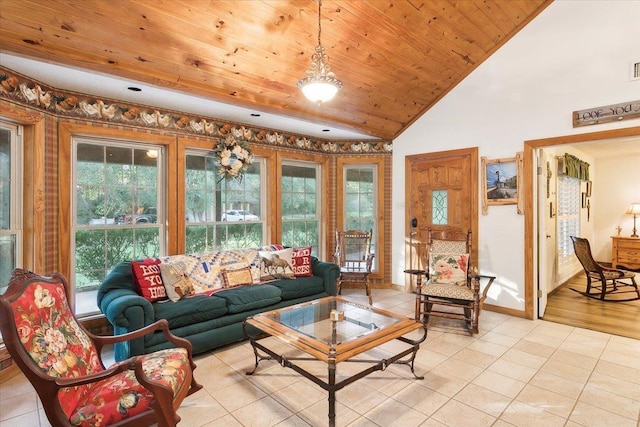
[405,147,479,281]
[523,125,640,319]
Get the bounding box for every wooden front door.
[405,147,478,287]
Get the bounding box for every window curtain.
[560,153,590,181]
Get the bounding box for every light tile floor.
[1,288,639,427]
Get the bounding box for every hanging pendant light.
[297,0,343,105]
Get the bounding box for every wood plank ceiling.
[0,0,551,140]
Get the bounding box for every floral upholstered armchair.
[0,269,202,427]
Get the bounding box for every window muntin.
[185,151,264,252]
[0,122,22,296]
[344,165,377,269]
[73,139,164,316]
[281,161,321,255]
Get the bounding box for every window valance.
[560,153,590,181]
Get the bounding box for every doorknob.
[546,234,551,239]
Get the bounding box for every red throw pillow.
[131,259,167,302]
[291,246,313,277]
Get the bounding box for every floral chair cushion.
[11,281,191,426]
[428,253,469,286]
[423,253,473,301]
[69,348,190,426]
[11,281,103,417]
[421,281,475,301]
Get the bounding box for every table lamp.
[627,202,640,237]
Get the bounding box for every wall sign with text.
[573,100,640,127]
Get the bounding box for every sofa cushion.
[215,284,282,314]
[222,266,254,288]
[259,247,295,280]
[291,246,313,277]
[159,262,195,302]
[270,276,326,300]
[131,259,168,302]
[153,295,228,329]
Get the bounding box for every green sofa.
[98,255,339,361]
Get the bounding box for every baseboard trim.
[483,303,526,318]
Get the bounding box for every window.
[556,174,581,282]
[185,151,264,252]
[344,165,377,268]
[0,122,22,294]
[73,139,164,316]
[281,161,321,255]
[432,190,448,225]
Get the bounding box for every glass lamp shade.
[298,77,341,104]
[626,202,640,215]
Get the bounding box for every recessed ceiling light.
[127,86,142,92]
[250,113,261,117]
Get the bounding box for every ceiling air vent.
[632,60,640,81]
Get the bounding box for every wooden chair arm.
[365,253,375,272]
[91,319,194,359]
[473,274,496,306]
[93,319,189,347]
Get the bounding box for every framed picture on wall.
[481,154,522,214]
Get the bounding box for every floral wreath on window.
[213,134,253,182]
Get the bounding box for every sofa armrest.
[99,290,155,329]
[98,261,156,329]
[98,261,157,360]
[312,257,340,296]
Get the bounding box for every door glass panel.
[432,190,448,225]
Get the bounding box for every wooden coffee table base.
[243,325,427,427]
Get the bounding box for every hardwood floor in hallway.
[543,273,640,340]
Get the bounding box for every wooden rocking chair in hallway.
[570,236,640,301]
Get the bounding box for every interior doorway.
[524,126,640,335]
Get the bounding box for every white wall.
[593,153,640,261]
[392,0,640,311]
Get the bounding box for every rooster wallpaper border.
[0,67,392,155]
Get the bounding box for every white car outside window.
[222,210,259,221]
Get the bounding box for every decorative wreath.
[213,135,253,182]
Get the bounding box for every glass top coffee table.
[243,297,427,426]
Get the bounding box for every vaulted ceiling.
[0,0,551,140]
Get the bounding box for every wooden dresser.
[611,236,640,270]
